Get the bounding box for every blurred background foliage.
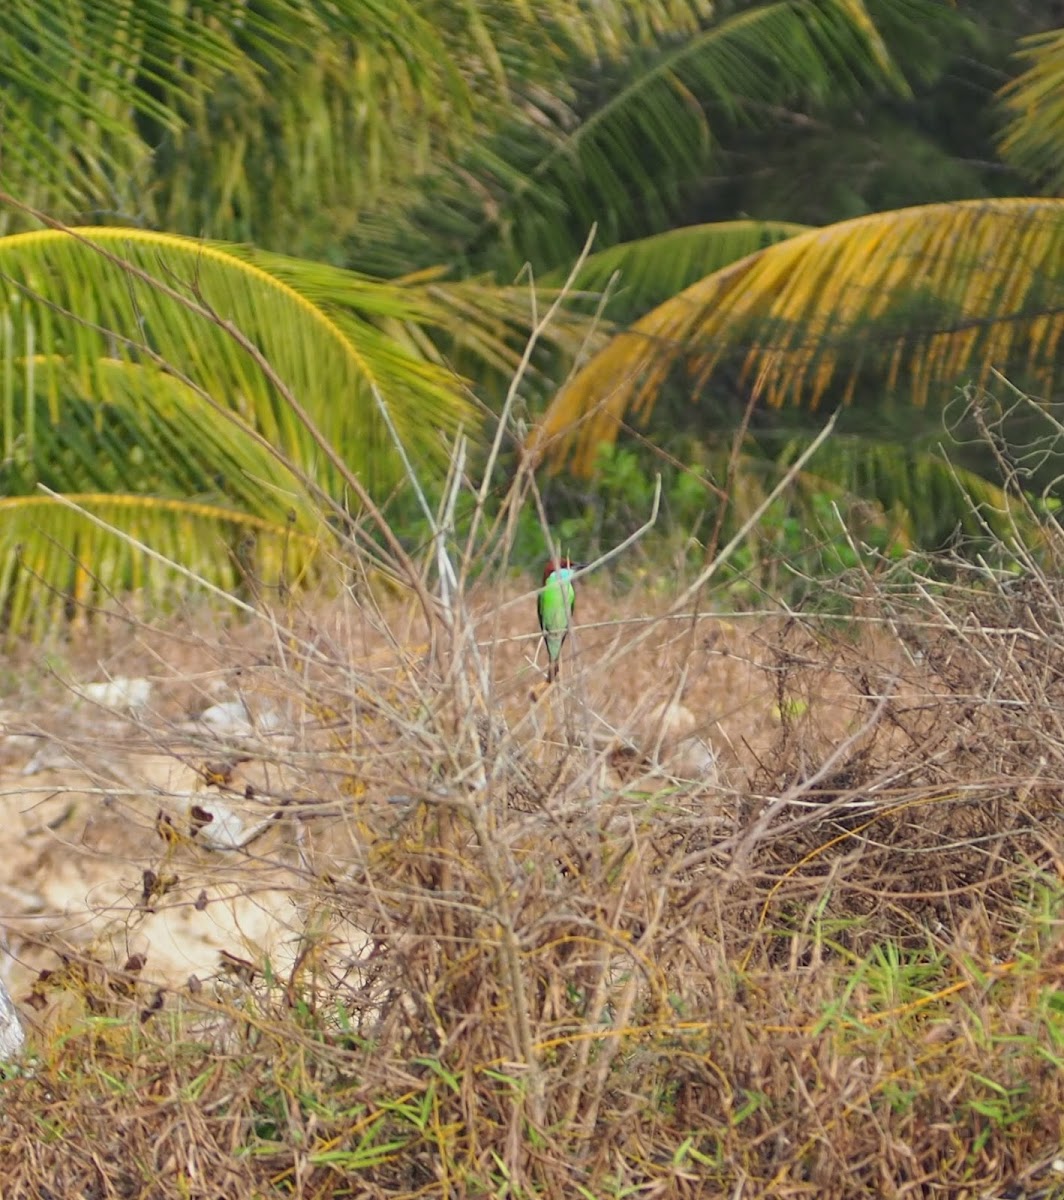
[1,0,1064,632]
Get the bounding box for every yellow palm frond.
[0,221,487,638]
[998,27,1064,194]
[531,198,1064,473]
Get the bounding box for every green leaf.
[0,493,325,645]
[1,0,715,251]
[0,221,488,638]
[381,0,920,273]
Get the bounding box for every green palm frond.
[3,0,481,242]
[2,0,473,243]
[1,0,714,250]
[1,0,237,229]
[216,244,597,403]
[0,493,326,645]
[771,427,1031,549]
[532,198,1064,473]
[0,345,335,642]
[0,222,494,636]
[998,27,1064,194]
[551,220,811,316]
[151,1,478,250]
[0,224,477,487]
[379,0,919,273]
[2,355,321,526]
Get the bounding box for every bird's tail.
[545,659,559,684]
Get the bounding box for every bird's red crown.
[541,557,573,583]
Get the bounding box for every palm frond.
[1,355,322,526]
[532,198,1064,473]
[3,0,479,244]
[998,27,1064,195]
[387,0,919,273]
[0,493,327,645]
[0,0,237,228]
[221,243,597,405]
[0,224,477,488]
[0,222,490,634]
[771,427,1031,549]
[551,220,811,316]
[1,0,714,250]
[151,0,480,250]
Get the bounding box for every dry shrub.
[0,541,1062,1200]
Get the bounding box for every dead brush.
[4,474,1064,1199]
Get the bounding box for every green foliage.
[381,435,918,606]
[0,222,501,638]
[2,0,1064,634]
[536,438,925,599]
[1,0,716,256]
[351,0,935,276]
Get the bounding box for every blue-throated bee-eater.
[538,558,579,683]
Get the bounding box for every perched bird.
[537,558,578,683]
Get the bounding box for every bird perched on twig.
[537,558,579,683]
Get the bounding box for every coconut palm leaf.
[0,224,478,488]
[2,0,478,242]
[0,350,339,640]
[150,0,478,251]
[205,244,597,416]
[377,0,923,275]
[770,426,1034,549]
[1,0,238,230]
[532,198,1064,473]
[2,0,714,252]
[1,355,322,525]
[549,220,812,316]
[0,222,497,635]
[0,494,326,645]
[998,27,1064,195]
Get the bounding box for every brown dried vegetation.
[0,559,1063,1199]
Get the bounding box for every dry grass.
[0,551,1063,1200]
